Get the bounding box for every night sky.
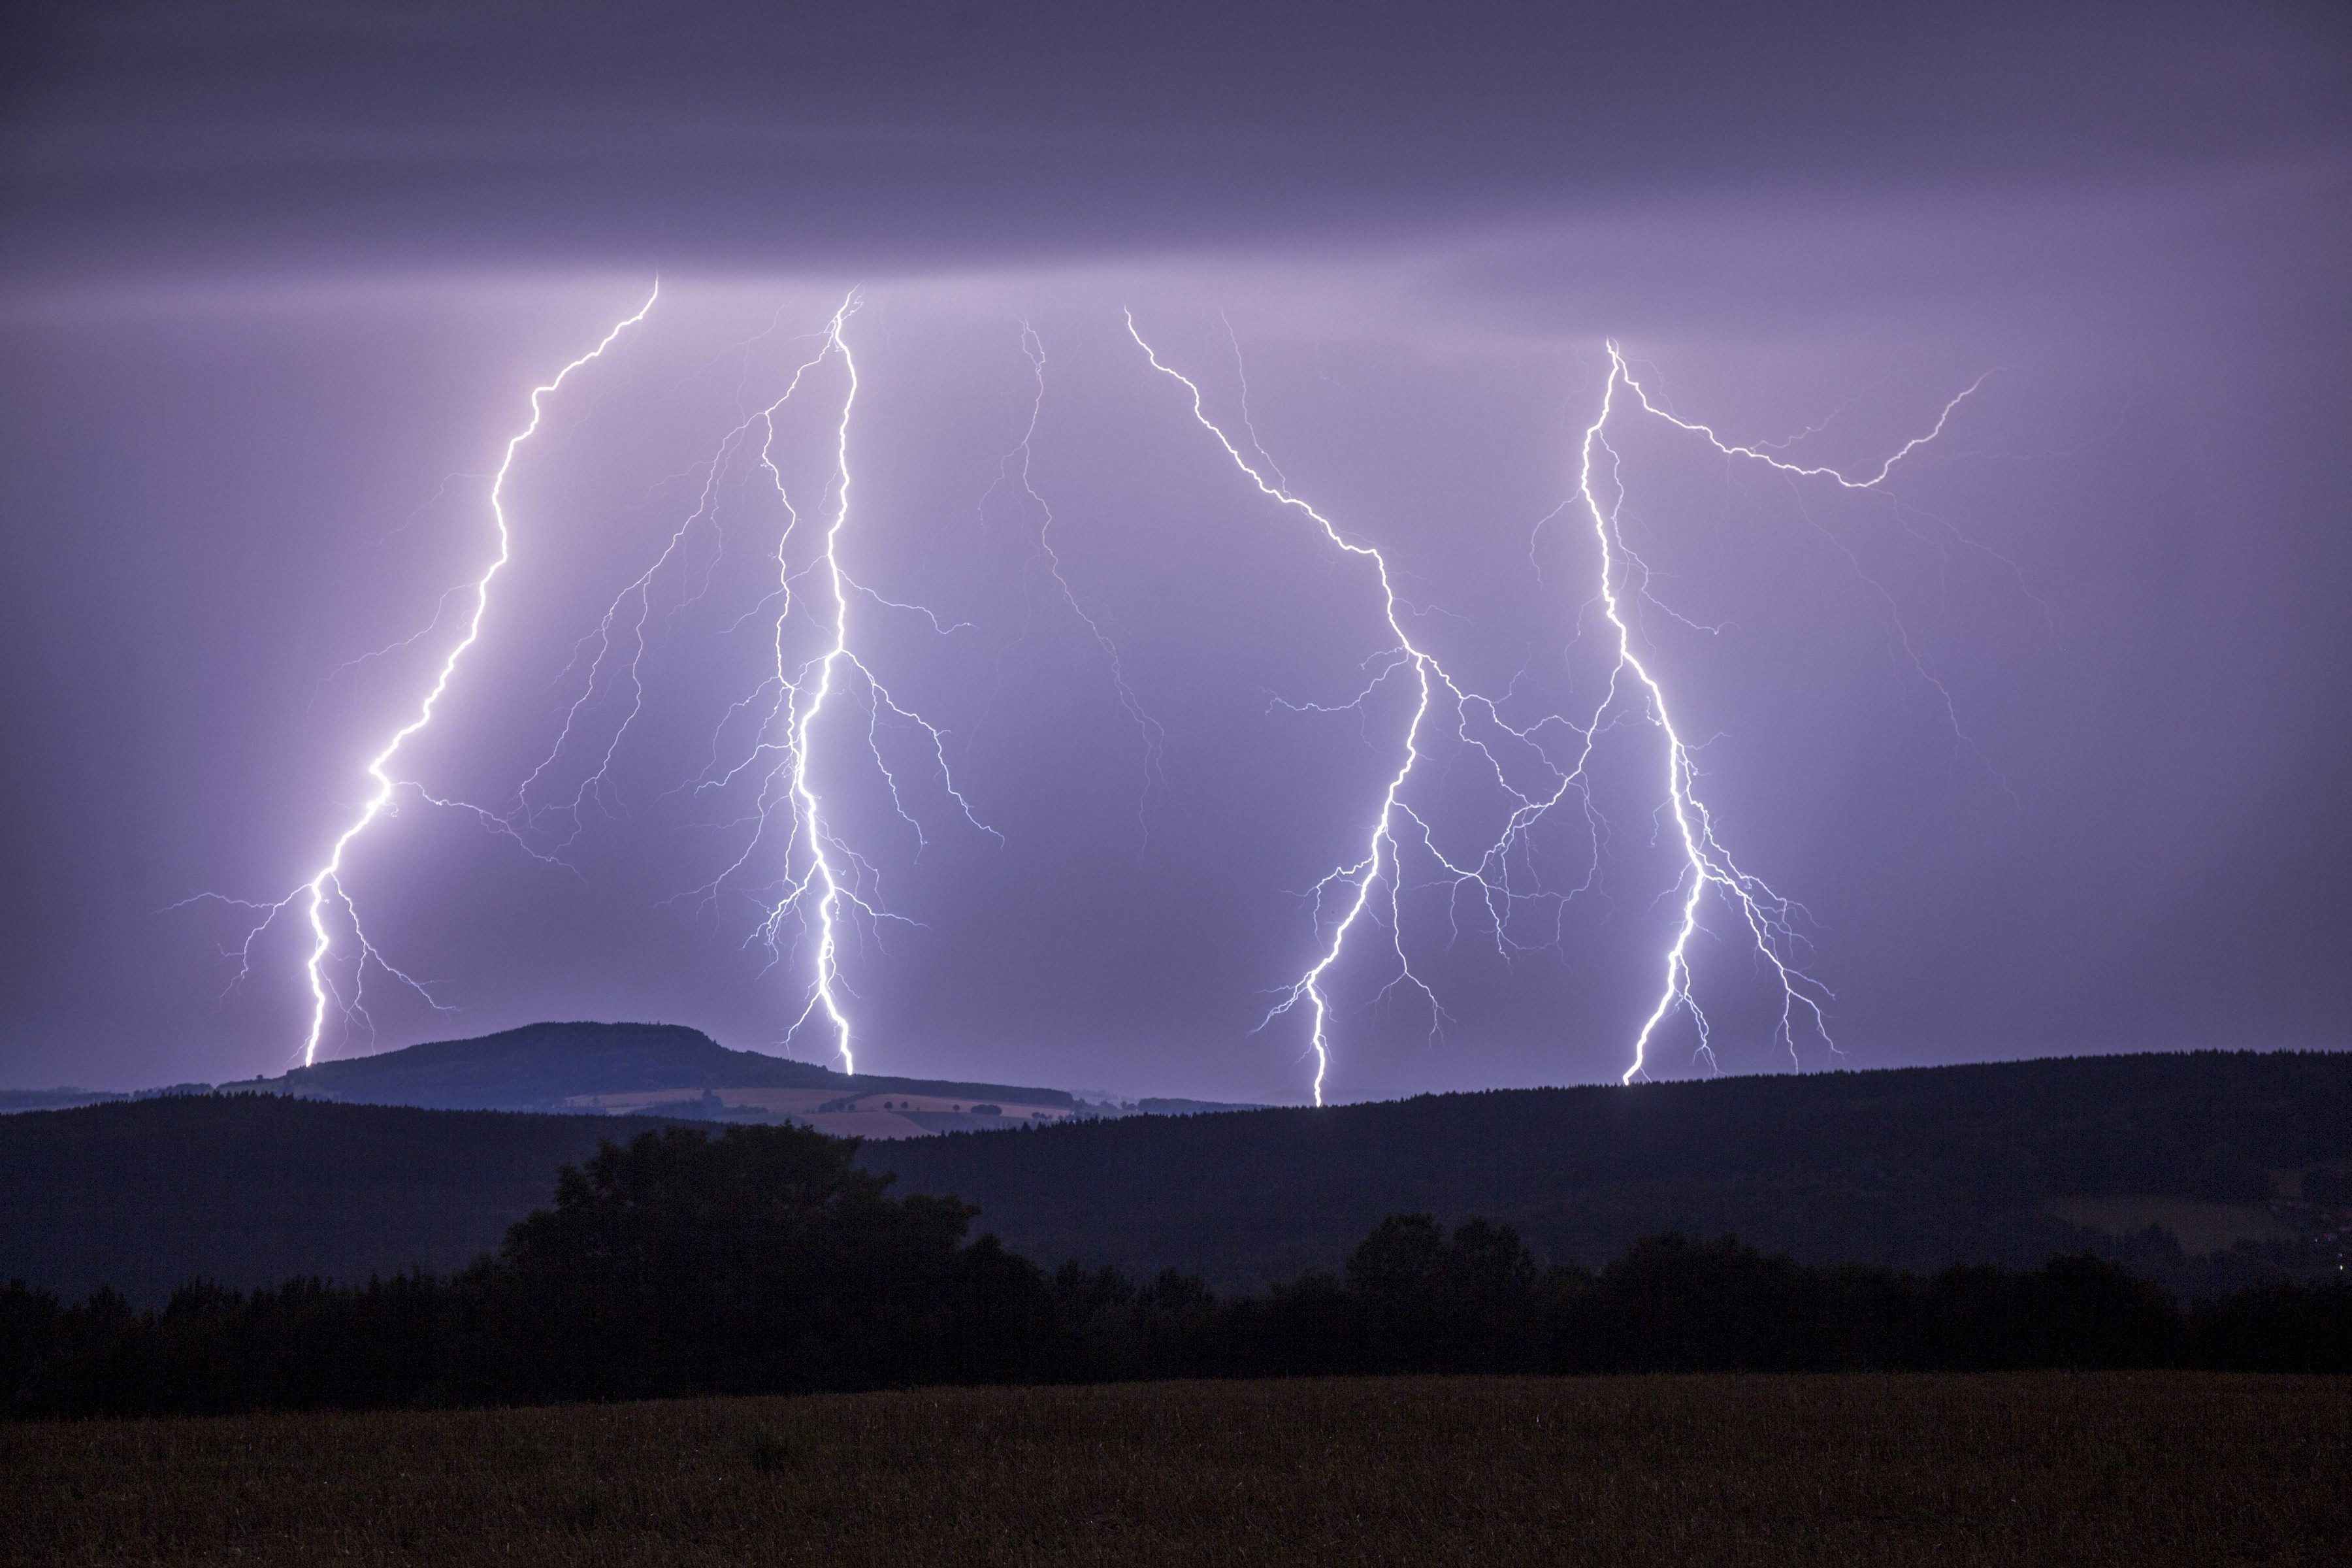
[3,2,2346,1103]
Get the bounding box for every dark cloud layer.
[7,1,2346,278]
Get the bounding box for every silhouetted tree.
[482,1122,978,1398]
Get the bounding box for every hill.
[6,1022,1259,1137]
[235,1021,841,1109]
[206,1021,1086,1137]
[5,1051,2345,1303]
[859,1051,2352,1294]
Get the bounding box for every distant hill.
[218,1021,1079,1122]
[861,1051,2352,1295]
[0,1085,211,1114]
[7,1050,2343,1304]
[7,1022,1261,1137]
[229,1021,840,1109]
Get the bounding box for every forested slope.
[223,1021,1074,1112]
[862,1051,2352,1293]
[0,1096,668,1301]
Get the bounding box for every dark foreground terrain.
[5,1374,2344,1566]
[15,1120,2344,1422]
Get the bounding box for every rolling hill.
[4,1045,2345,1303]
[858,1050,2352,1294]
[213,1021,1086,1137]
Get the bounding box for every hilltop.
[218,1022,1097,1138]
[230,1021,843,1109]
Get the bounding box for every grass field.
[5,1374,2346,1566]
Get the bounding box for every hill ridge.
[219,1021,1081,1113]
[5,1049,2345,1303]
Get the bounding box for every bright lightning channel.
[201,287,659,1067]
[442,291,991,1077]
[672,293,996,1075]
[775,297,870,1072]
[1574,344,1987,1084]
[1130,313,1517,1107]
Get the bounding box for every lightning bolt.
[660,292,996,1075]
[192,287,659,1066]
[510,334,826,854]
[1133,314,1984,1100]
[771,297,871,1072]
[1130,313,1511,1106]
[1584,344,1988,1083]
[328,289,995,1077]
[1622,363,1990,490]
[187,288,1983,1097]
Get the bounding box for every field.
[5,1375,2346,1566]
[2043,1194,2302,1254]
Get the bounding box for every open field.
[2044,1195,2304,1254]
[5,1374,2346,1566]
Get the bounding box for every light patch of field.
[802,1109,934,1140]
[702,1088,861,1115]
[4,1375,2345,1566]
[836,1092,1071,1121]
[551,1088,1068,1137]
[562,1088,852,1116]
[2046,1196,2302,1254]
[560,1087,728,1112]
[549,1089,940,1138]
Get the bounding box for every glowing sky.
[1,1,2345,1100]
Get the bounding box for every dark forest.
[5,1121,2345,1420]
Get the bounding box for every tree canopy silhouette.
[488,1123,979,1398]
[3,1123,2346,1418]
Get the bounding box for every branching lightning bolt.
[1622,365,1989,490]
[1130,313,1510,1106]
[194,287,659,1066]
[1133,314,1985,1099]
[1573,344,1987,1083]
[312,289,997,1078]
[654,293,996,1075]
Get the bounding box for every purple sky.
[3,2,2347,1102]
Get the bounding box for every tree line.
[4,1123,2344,1418]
